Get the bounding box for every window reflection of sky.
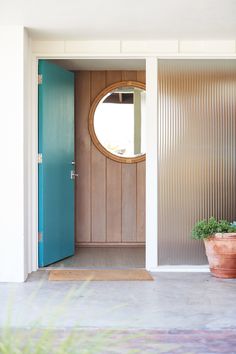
[95,103,134,156]
[94,92,146,158]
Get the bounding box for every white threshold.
[149,265,210,272]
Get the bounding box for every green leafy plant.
[191,217,236,240]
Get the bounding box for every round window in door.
[89,81,146,163]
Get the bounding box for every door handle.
[71,170,79,179]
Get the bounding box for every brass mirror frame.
[88,81,146,164]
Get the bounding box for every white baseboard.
[149,265,210,273]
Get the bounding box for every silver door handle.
[71,170,79,179]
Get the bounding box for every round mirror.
[89,81,146,163]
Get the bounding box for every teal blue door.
[38,60,75,267]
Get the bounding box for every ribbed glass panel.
[158,60,236,265]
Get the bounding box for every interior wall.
[75,70,146,246]
[158,60,236,265]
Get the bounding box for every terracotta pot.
[204,233,236,278]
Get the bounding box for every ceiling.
[51,59,146,71]
[51,59,236,71]
[1,0,236,40]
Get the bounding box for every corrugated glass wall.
[158,60,236,265]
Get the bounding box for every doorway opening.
[38,58,146,270]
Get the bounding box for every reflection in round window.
[94,86,146,160]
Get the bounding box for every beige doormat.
[48,269,153,281]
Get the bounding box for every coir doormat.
[49,269,153,281]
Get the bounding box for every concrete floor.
[45,246,145,269]
[0,272,236,331]
[2,328,236,353]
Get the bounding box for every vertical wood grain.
[137,71,146,84]
[107,159,122,242]
[75,71,91,242]
[121,71,143,243]
[75,70,146,245]
[105,71,123,243]
[91,71,107,242]
[91,144,106,242]
[136,71,145,242]
[91,71,106,101]
[137,161,146,242]
[122,164,137,242]
[122,71,137,81]
[106,71,122,85]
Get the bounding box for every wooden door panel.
[137,161,146,242]
[122,164,137,242]
[107,159,122,242]
[75,72,91,243]
[75,71,145,245]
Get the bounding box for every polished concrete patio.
[1,272,236,353]
[0,271,236,331]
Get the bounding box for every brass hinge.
[38,74,43,85]
[38,232,43,242]
[38,153,43,164]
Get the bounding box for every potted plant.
[192,217,236,278]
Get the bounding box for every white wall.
[0,26,29,282]
[31,39,236,56]
[1,33,235,281]
[145,58,158,270]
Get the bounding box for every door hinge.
[38,74,43,85]
[38,232,43,242]
[38,153,43,164]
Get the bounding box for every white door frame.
[29,53,159,272]
[29,50,236,274]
